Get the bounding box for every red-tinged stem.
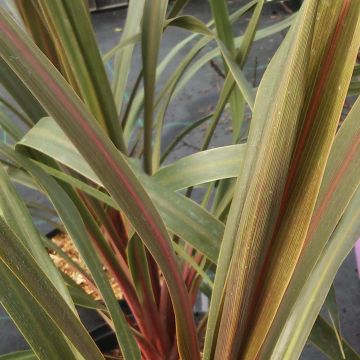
[83,196,128,262]
[107,208,129,256]
[62,190,154,346]
[74,193,152,341]
[79,193,131,278]
[184,253,204,290]
[86,231,141,314]
[97,306,161,360]
[181,243,193,280]
[189,276,202,309]
[168,342,180,360]
[131,240,170,356]
[88,229,172,354]
[160,283,176,349]
[132,329,163,360]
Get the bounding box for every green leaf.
[4,165,39,191]
[160,113,212,163]
[0,96,33,128]
[349,79,360,95]
[209,0,235,53]
[38,158,222,264]
[102,33,141,63]
[0,57,45,124]
[139,173,222,264]
[208,0,247,146]
[0,260,78,360]
[112,0,144,114]
[324,286,345,358]
[269,187,360,359]
[309,316,360,360]
[17,118,223,263]
[0,144,140,360]
[14,0,61,69]
[123,1,263,140]
[169,15,295,116]
[259,95,360,359]
[168,15,256,110]
[0,12,200,358]
[0,351,37,360]
[64,274,107,312]
[222,0,264,142]
[142,0,168,174]
[124,7,292,146]
[154,144,245,190]
[208,2,360,358]
[203,8,309,359]
[0,164,73,307]
[172,241,213,289]
[0,109,25,141]
[0,216,104,360]
[37,0,126,151]
[127,234,156,304]
[168,0,189,18]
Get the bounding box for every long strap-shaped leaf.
[0,216,103,360]
[0,57,45,124]
[37,0,126,151]
[206,1,360,358]
[0,143,140,360]
[42,161,222,263]
[123,11,293,140]
[168,15,255,110]
[309,315,360,360]
[0,11,199,359]
[0,260,78,360]
[14,0,61,70]
[259,95,360,360]
[205,0,264,145]
[0,109,24,141]
[166,15,295,114]
[239,2,360,358]
[0,351,37,360]
[203,5,317,358]
[17,118,223,263]
[168,0,189,18]
[0,261,76,360]
[270,187,360,359]
[142,0,168,174]
[154,144,245,190]
[0,164,75,308]
[112,0,144,114]
[209,0,246,144]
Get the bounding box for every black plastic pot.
[87,308,207,354]
[88,300,133,353]
[0,300,131,356]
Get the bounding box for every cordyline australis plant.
[0,0,358,359]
